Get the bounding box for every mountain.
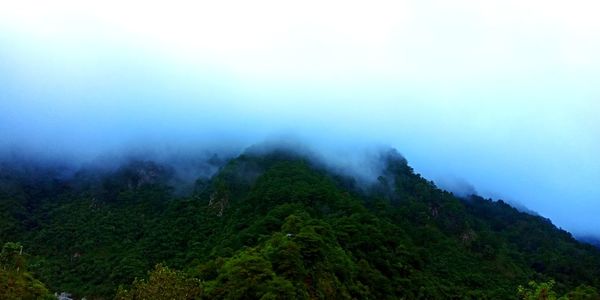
[579,236,600,249]
[1,147,599,299]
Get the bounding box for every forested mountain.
[1,147,599,299]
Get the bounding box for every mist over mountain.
[2,3,600,236]
[1,144,600,299]
[1,1,600,298]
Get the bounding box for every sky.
[0,0,599,236]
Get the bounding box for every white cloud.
[1,0,599,235]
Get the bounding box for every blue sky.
[1,0,599,236]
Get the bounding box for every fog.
[1,0,599,237]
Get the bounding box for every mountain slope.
[1,148,599,299]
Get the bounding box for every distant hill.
[1,146,599,299]
[579,236,600,249]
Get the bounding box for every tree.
[1,242,25,272]
[518,280,600,300]
[115,264,203,300]
[0,242,54,300]
[518,280,560,300]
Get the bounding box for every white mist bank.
[1,0,599,236]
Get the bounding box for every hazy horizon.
[1,0,599,237]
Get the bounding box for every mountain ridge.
[1,146,599,299]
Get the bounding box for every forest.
[1,147,599,299]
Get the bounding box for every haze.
[1,0,599,237]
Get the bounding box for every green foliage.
[115,264,203,300]
[1,242,25,271]
[518,280,600,300]
[202,249,295,299]
[0,242,54,300]
[1,149,600,299]
[518,280,561,300]
[564,285,600,300]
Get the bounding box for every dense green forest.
[1,147,599,299]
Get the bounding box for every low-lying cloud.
[1,0,599,237]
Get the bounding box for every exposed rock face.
[208,189,229,217]
[56,292,73,300]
